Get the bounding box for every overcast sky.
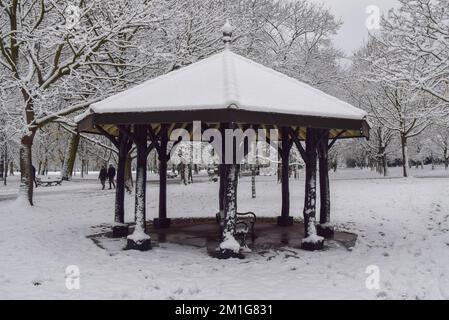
[309,0,400,55]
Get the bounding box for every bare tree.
[0,0,162,204]
[366,0,449,103]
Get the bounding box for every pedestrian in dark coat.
[107,164,116,189]
[98,165,107,190]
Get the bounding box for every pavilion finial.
[222,19,234,47]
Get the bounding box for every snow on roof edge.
[90,102,366,121]
[227,51,367,117]
[90,52,225,113]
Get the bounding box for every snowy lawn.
[0,166,448,299]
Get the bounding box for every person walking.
[98,165,107,190]
[107,164,116,189]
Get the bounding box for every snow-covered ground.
[0,166,448,299]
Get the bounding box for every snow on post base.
[219,233,241,252]
[316,223,335,238]
[125,231,151,251]
[300,234,324,251]
[212,233,244,259]
[112,223,129,238]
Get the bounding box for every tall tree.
[0,0,161,204]
[366,0,449,103]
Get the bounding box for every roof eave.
[77,108,369,138]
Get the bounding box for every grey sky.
[309,0,400,55]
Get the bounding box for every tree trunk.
[42,158,48,175]
[126,125,150,250]
[3,145,8,186]
[401,135,409,177]
[317,130,333,238]
[444,148,448,170]
[19,135,34,206]
[301,128,323,250]
[188,164,193,183]
[382,152,388,177]
[442,149,449,170]
[179,163,187,185]
[377,143,388,176]
[80,159,84,178]
[277,161,281,183]
[62,133,80,180]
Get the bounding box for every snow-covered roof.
[82,49,366,120]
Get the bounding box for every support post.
[301,128,324,251]
[218,164,226,211]
[216,163,242,259]
[317,129,334,238]
[126,125,151,251]
[277,127,293,226]
[154,124,171,229]
[215,122,242,259]
[218,123,227,212]
[112,129,132,237]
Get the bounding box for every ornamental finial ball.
[222,19,234,45]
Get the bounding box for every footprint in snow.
[188,287,200,295]
[173,287,183,295]
[32,280,42,286]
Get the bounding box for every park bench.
[36,177,63,187]
[216,210,256,248]
[167,170,178,179]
